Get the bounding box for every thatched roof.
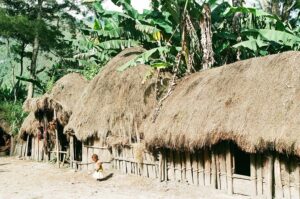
[145,51,300,155]
[19,112,40,139]
[65,47,158,143]
[23,73,88,126]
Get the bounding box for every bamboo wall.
[14,136,300,199]
[112,146,159,178]
[78,138,112,171]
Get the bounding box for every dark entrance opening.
[74,137,82,161]
[233,144,250,176]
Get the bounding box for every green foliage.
[0,101,27,136]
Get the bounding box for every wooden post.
[10,136,14,156]
[186,152,193,184]
[169,150,175,181]
[70,136,74,168]
[211,150,217,189]
[53,110,60,168]
[198,151,205,186]
[204,150,211,186]
[192,153,198,185]
[267,155,274,199]
[256,154,263,196]
[287,161,291,199]
[181,152,186,182]
[226,146,233,195]
[250,154,257,197]
[274,156,283,198]
[216,153,221,189]
[295,164,300,199]
[25,135,29,158]
[159,151,163,182]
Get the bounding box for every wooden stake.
[274,156,283,198]
[256,154,263,195]
[250,154,257,197]
[295,163,300,199]
[192,153,198,185]
[198,151,205,186]
[216,153,221,189]
[185,152,192,184]
[70,136,74,168]
[226,146,233,195]
[211,150,217,189]
[25,135,29,158]
[159,151,163,182]
[9,136,14,156]
[204,150,211,186]
[267,155,274,199]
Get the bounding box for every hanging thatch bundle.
[23,73,88,126]
[65,47,159,145]
[145,51,300,156]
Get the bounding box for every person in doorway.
[91,154,104,180]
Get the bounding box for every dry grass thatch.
[145,51,300,156]
[65,47,158,144]
[19,112,40,139]
[23,73,88,126]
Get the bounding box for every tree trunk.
[199,4,214,70]
[27,0,43,99]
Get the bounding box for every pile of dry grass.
[145,51,300,156]
[65,47,158,145]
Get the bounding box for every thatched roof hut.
[23,73,88,126]
[19,73,88,140]
[19,112,40,139]
[65,47,158,145]
[145,51,300,156]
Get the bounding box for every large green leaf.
[135,24,160,34]
[98,39,140,49]
[257,29,300,47]
[117,46,169,71]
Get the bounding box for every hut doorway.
[233,144,250,176]
[74,137,82,161]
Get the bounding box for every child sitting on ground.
[91,154,104,180]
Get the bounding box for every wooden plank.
[211,151,217,189]
[31,137,35,160]
[159,151,163,182]
[9,136,14,156]
[82,144,87,170]
[216,153,221,189]
[198,151,205,186]
[287,160,291,199]
[226,146,233,195]
[55,130,59,168]
[185,152,193,184]
[267,155,274,199]
[70,136,74,163]
[295,164,300,199]
[250,154,257,197]
[192,153,198,185]
[274,156,283,198]
[181,152,186,182]
[39,139,44,161]
[204,150,211,186]
[174,151,181,182]
[219,152,227,190]
[25,136,29,158]
[256,154,263,196]
[167,150,174,181]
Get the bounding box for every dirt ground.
[0,157,249,199]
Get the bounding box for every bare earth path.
[0,157,249,199]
